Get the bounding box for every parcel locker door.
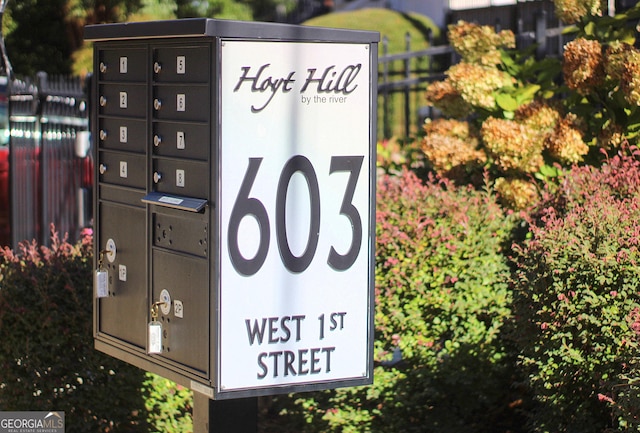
[98,202,147,349]
[152,248,209,374]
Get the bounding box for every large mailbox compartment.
[87,18,379,401]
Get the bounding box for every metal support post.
[193,392,258,433]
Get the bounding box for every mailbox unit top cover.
[84,18,380,43]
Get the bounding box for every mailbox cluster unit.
[88,19,213,388]
[86,18,378,399]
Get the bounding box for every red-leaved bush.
[267,170,521,433]
[511,147,640,432]
[0,227,148,433]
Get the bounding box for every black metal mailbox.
[86,18,378,400]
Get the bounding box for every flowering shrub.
[561,0,640,150]
[511,148,640,432]
[269,171,520,433]
[423,20,576,207]
[422,2,640,209]
[554,0,604,24]
[0,228,148,433]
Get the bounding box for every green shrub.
[143,373,193,433]
[0,228,148,433]
[511,148,640,432]
[267,171,522,432]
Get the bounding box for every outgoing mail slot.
[152,85,209,122]
[152,158,208,198]
[99,117,146,153]
[98,202,147,349]
[99,83,147,118]
[153,45,210,83]
[152,121,209,161]
[98,47,147,82]
[152,249,209,374]
[99,150,146,189]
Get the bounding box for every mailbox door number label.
[176,169,185,188]
[177,131,185,149]
[119,91,127,109]
[119,161,128,178]
[177,56,186,74]
[177,94,186,112]
[120,126,128,143]
[220,41,373,393]
[119,56,128,74]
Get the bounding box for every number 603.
[227,155,364,276]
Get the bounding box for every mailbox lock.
[159,289,172,315]
[153,62,162,74]
[99,96,107,107]
[105,238,117,263]
[153,171,163,183]
[153,98,162,111]
[99,62,107,73]
[99,129,108,141]
[99,163,108,175]
[153,135,162,147]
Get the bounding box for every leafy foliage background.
[0,229,148,433]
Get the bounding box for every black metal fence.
[8,72,92,248]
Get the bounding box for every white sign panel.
[219,40,373,393]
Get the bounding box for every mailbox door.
[152,85,210,123]
[98,150,146,189]
[152,121,209,161]
[152,158,209,198]
[98,202,147,348]
[153,45,210,83]
[151,247,209,374]
[98,83,147,118]
[98,118,146,153]
[98,47,147,82]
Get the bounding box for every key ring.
[98,249,108,270]
[150,301,166,322]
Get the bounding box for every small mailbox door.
[98,118,146,153]
[152,158,209,198]
[98,151,146,189]
[153,45,210,83]
[98,47,147,82]
[152,85,209,123]
[152,122,209,161]
[98,83,147,118]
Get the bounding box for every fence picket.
[8,72,90,248]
